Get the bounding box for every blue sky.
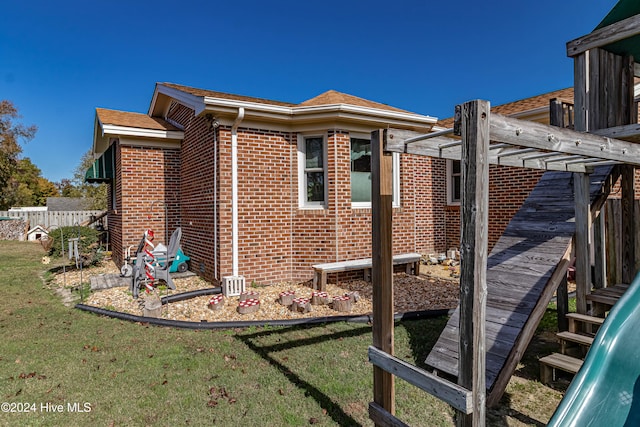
[1,0,618,183]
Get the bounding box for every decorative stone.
[278,290,296,306]
[237,298,260,314]
[207,294,224,311]
[345,291,360,303]
[332,295,352,312]
[239,290,260,302]
[143,296,163,318]
[311,291,330,305]
[291,297,312,313]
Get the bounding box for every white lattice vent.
[222,276,246,297]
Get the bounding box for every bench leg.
[363,268,371,282]
[313,272,319,290]
[414,261,420,276]
[540,364,553,385]
[320,271,327,292]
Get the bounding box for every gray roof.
[46,197,94,211]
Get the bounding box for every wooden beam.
[386,113,640,168]
[593,210,607,289]
[574,172,591,315]
[621,165,636,284]
[457,100,489,427]
[573,53,588,132]
[557,274,569,332]
[371,129,395,422]
[385,130,615,173]
[368,346,473,414]
[567,13,640,57]
[368,402,410,427]
[592,123,640,143]
[489,114,640,165]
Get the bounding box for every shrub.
[47,226,102,267]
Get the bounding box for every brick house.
[87,83,576,286]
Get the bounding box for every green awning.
[85,144,114,183]
[595,0,640,59]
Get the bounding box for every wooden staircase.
[539,287,628,384]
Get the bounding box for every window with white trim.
[350,134,400,208]
[298,135,327,207]
[447,159,461,205]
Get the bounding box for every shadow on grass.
[235,323,371,427]
[400,317,449,369]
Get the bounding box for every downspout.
[231,108,245,277]
[334,129,339,261]
[213,125,218,281]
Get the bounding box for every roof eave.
[150,83,207,117]
[101,123,184,140]
[201,97,437,129]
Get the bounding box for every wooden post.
[621,165,636,284]
[556,275,569,332]
[574,172,591,315]
[549,97,573,321]
[371,129,395,421]
[593,210,606,289]
[457,100,489,427]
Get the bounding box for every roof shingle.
[437,88,574,128]
[96,108,180,131]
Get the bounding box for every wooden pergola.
[368,6,640,426]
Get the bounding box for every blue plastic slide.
[547,272,640,426]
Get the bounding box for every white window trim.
[350,133,400,209]
[446,159,461,206]
[298,134,328,209]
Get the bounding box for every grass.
[0,241,566,426]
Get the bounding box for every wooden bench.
[312,253,421,291]
[539,353,583,385]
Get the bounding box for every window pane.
[453,175,461,201]
[305,137,323,169]
[306,172,324,202]
[351,138,371,202]
[452,159,461,174]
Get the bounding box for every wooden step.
[556,331,594,354]
[566,312,604,333]
[585,293,618,307]
[539,353,583,385]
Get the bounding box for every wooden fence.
[0,210,107,229]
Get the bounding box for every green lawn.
[0,241,563,426]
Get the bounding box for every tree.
[3,158,59,207]
[0,100,37,209]
[56,178,82,198]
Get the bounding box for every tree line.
[0,100,106,211]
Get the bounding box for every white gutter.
[201,97,438,125]
[231,107,245,276]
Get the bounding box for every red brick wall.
[108,114,543,285]
[444,166,544,252]
[174,121,453,285]
[109,144,180,266]
[177,115,218,282]
[111,103,549,286]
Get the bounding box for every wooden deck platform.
[425,167,612,406]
